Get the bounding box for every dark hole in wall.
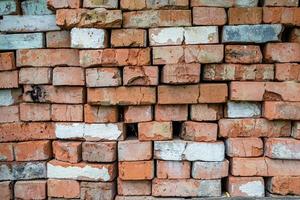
[126,123,138,138]
[172,121,182,138]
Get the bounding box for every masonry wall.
[0,0,300,199]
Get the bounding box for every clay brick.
[53,67,84,86]
[192,160,229,179]
[190,104,223,121]
[152,46,184,65]
[226,101,261,118]
[267,176,300,196]
[263,0,299,6]
[0,181,13,200]
[20,103,50,122]
[180,121,217,142]
[0,89,22,106]
[51,104,83,122]
[155,105,188,121]
[0,52,15,71]
[17,49,79,67]
[161,63,201,84]
[14,181,47,200]
[84,105,118,123]
[225,45,262,63]
[198,84,228,103]
[292,122,300,139]
[124,106,153,123]
[265,138,300,159]
[21,0,53,15]
[227,176,265,197]
[193,7,227,25]
[138,121,173,141]
[47,0,81,9]
[46,31,71,48]
[14,140,51,161]
[121,0,189,10]
[157,160,191,179]
[225,138,263,157]
[48,179,80,198]
[82,141,117,162]
[118,178,151,196]
[88,87,156,105]
[290,28,300,43]
[0,0,18,15]
[118,139,152,161]
[119,161,154,180]
[19,68,52,85]
[0,71,18,88]
[264,43,300,63]
[123,66,159,86]
[275,63,300,81]
[263,7,300,25]
[81,182,116,200]
[219,118,291,138]
[0,143,14,161]
[0,106,19,123]
[83,0,118,8]
[264,101,300,120]
[52,141,82,163]
[191,0,258,7]
[228,7,262,24]
[86,68,121,87]
[71,28,108,49]
[0,122,55,142]
[111,29,147,47]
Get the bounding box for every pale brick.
[266,176,300,196]
[264,43,300,63]
[81,182,116,200]
[83,0,118,8]
[0,33,44,50]
[118,139,152,161]
[190,104,223,121]
[275,63,300,81]
[20,103,51,122]
[46,31,71,48]
[19,68,51,85]
[82,141,117,162]
[0,106,19,123]
[0,143,14,161]
[53,67,85,86]
[138,121,173,141]
[0,71,18,89]
[264,0,299,6]
[21,0,53,15]
[193,7,227,25]
[51,104,83,122]
[14,180,47,200]
[292,122,300,139]
[121,0,189,10]
[263,101,300,120]
[124,106,153,123]
[226,101,261,118]
[0,89,21,106]
[0,0,17,15]
[86,68,121,87]
[47,0,81,9]
[157,160,190,179]
[123,66,159,86]
[265,138,300,160]
[192,160,229,179]
[71,28,108,49]
[118,179,151,196]
[0,181,12,200]
[161,63,200,84]
[227,176,265,197]
[225,138,263,157]
[191,0,258,7]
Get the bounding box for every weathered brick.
[155,105,188,121]
[263,7,300,25]
[83,0,118,8]
[20,103,51,122]
[14,180,47,200]
[263,0,299,6]
[71,28,108,48]
[118,178,151,196]
[180,121,217,142]
[264,43,300,63]
[267,176,300,196]
[14,140,51,161]
[82,141,117,162]
[118,139,152,161]
[53,67,84,86]
[123,10,191,28]
[121,0,189,10]
[52,104,83,122]
[292,122,300,139]
[0,71,18,88]
[193,7,227,25]
[53,141,82,163]
[47,0,81,9]
[123,66,159,86]
[46,31,71,48]
[290,28,300,43]
[0,106,19,123]
[264,101,300,120]
[219,118,291,138]
[190,104,223,121]
[0,89,22,106]
[86,68,121,87]
[225,138,263,157]
[85,105,118,123]
[265,138,300,159]
[124,106,153,123]
[21,0,52,15]
[227,176,265,197]
[157,160,190,179]
[192,160,229,179]
[0,52,15,71]
[47,159,116,181]
[0,0,17,15]
[228,7,262,24]
[19,68,52,85]
[119,161,154,180]
[88,87,156,105]
[17,49,79,67]
[275,63,300,81]
[138,121,173,141]
[81,181,116,200]
[225,45,262,63]
[226,101,261,118]
[0,143,14,161]
[48,179,80,198]
[0,181,13,200]
[191,0,258,7]
[111,29,147,47]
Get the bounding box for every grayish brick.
[0,33,44,50]
[0,0,17,15]
[21,0,53,15]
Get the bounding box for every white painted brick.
[192,160,229,179]
[0,15,60,32]
[154,139,225,161]
[228,177,265,197]
[184,26,218,44]
[226,101,261,118]
[149,27,184,46]
[21,0,53,15]
[0,89,21,106]
[265,138,300,160]
[0,0,17,15]
[71,28,107,49]
[0,33,44,50]
[235,0,258,7]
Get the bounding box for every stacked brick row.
[0,0,300,199]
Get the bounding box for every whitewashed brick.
[265,138,300,160]
[71,28,107,49]
[0,89,21,106]
[0,0,17,15]
[21,0,53,15]
[228,177,265,197]
[149,27,184,46]
[184,26,218,44]
[0,33,44,50]
[83,0,118,8]
[192,160,229,179]
[191,0,258,7]
[86,68,121,87]
[226,101,261,118]
[0,15,60,32]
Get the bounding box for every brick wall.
[0,0,300,199]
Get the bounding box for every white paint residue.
[0,90,14,106]
[239,181,264,197]
[272,143,300,159]
[55,123,84,139]
[184,142,225,161]
[184,26,218,44]
[150,27,184,46]
[227,101,261,118]
[71,28,106,49]
[84,123,122,140]
[154,140,186,161]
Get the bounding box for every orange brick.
[275,63,300,81]
[263,101,300,120]
[51,104,83,122]
[0,143,14,161]
[228,7,262,24]
[155,105,187,121]
[193,7,226,25]
[192,160,229,179]
[84,104,118,123]
[118,178,151,196]
[227,176,265,197]
[118,139,152,161]
[290,28,300,43]
[19,68,52,85]
[82,141,117,162]
[263,7,300,25]
[265,138,300,159]
[46,31,71,48]
[20,103,51,121]
[0,71,18,88]
[161,63,200,84]
[0,181,13,200]
[124,105,153,123]
[199,84,228,103]
[225,138,263,157]
[119,161,154,180]
[190,104,223,121]
[180,121,217,142]
[120,0,188,10]
[86,68,121,87]
[47,0,81,9]
[111,29,147,47]
[0,52,15,71]
[0,105,19,123]
[53,67,84,86]
[157,160,190,179]
[267,176,300,196]
[14,181,47,200]
[138,121,172,141]
[123,66,159,86]
[225,45,262,64]
[53,141,82,163]
[14,140,51,161]
[264,43,300,63]
[48,179,80,198]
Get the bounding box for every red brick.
[14,140,51,161]
[87,87,156,105]
[0,52,15,71]
[263,0,299,6]
[225,45,262,64]
[199,84,228,103]
[53,141,82,163]
[80,48,151,67]
[193,7,226,25]
[86,68,121,87]
[264,43,300,63]
[0,105,19,123]
[47,0,81,9]
[119,161,154,180]
[0,181,13,200]
[48,179,80,198]
[46,31,71,48]
[190,104,223,121]
[155,105,188,121]
[20,103,51,122]
[265,138,300,159]
[120,0,188,10]
[157,160,190,179]
[19,68,52,85]
[181,121,217,142]
[263,7,300,25]
[118,178,151,196]
[17,49,79,67]
[219,118,291,138]
[0,143,14,161]
[192,160,229,179]
[53,67,84,86]
[227,176,265,197]
[52,104,83,122]
[118,139,152,161]
[123,66,159,86]
[111,29,147,47]
[84,104,118,123]
[81,181,116,200]
[138,121,172,141]
[225,138,263,157]
[0,122,55,142]
[263,101,300,120]
[290,28,300,43]
[0,71,18,88]
[124,105,153,123]
[292,122,300,139]
[228,7,262,24]
[267,176,300,196]
[14,181,47,200]
[82,141,117,162]
[275,63,300,81]
[161,63,200,84]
